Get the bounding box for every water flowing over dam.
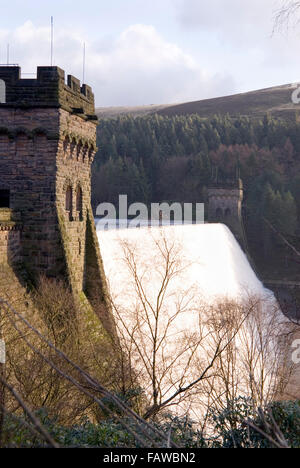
[97,222,267,302]
[96,222,296,417]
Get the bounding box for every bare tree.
[274,1,300,32]
[108,231,292,423]
[111,233,206,419]
[0,276,131,425]
[245,407,290,449]
[201,295,294,422]
[0,298,181,448]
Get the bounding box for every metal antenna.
[6,44,9,65]
[50,16,54,66]
[83,42,86,84]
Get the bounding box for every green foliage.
[209,398,300,448]
[158,415,207,448]
[209,397,268,448]
[270,401,300,447]
[92,113,300,278]
[2,410,136,448]
[93,113,300,209]
[3,399,300,448]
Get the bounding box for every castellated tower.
[207,179,245,247]
[0,66,113,335]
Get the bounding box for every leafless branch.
[274,1,300,32]
[244,407,290,449]
[0,374,59,448]
[0,299,179,448]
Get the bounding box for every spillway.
[97,223,267,302]
[96,222,294,419]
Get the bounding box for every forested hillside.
[157,83,300,119]
[93,113,300,279]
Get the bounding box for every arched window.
[216,208,223,219]
[225,208,231,218]
[88,148,94,162]
[63,136,70,155]
[70,138,76,159]
[76,186,83,221]
[82,144,88,162]
[65,186,73,221]
[0,189,10,208]
[0,80,6,104]
[76,143,82,161]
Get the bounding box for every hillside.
[96,103,173,119]
[158,83,300,119]
[96,83,300,120]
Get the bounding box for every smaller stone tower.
[207,179,245,246]
[0,209,22,266]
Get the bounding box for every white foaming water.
[97,222,267,301]
[96,222,291,419]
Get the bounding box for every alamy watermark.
[292,339,300,364]
[95,195,204,230]
[0,339,5,364]
[291,86,300,104]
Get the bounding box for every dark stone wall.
[0,66,96,117]
[207,185,245,247]
[0,69,113,335]
[0,109,60,275]
[0,106,104,288]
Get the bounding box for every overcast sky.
[1,0,300,106]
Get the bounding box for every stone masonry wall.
[0,107,62,275]
[207,186,245,246]
[0,106,98,285]
[0,66,95,116]
[0,209,22,266]
[0,66,113,336]
[56,109,97,293]
[207,188,243,222]
[0,228,21,265]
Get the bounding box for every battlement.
[207,179,244,247]
[0,66,97,120]
[0,208,21,226]
[0,209,22,266]
[0,62,113,337]
[208,178,243,191]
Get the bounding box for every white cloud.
[177,0,278,44]
[0,21,236,106]
[2,4,300,108]
[175,0,300,93]
[89,24,236,105]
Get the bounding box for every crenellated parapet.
[61,136,96,164]
[208,179,245,248]
[0,209,22,266]
[0,126,60,140]
[0,63,114,338]
[0,66,98,120]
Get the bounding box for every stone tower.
[0,66,113,334]
[207,179,245,246]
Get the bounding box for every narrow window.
[0,189,10,208]
[63,136,70,155]
[76,186,83,221]
[82,144,88,162]
[225,208,231,218]
[70,139,76,159]
[65,186,73,221]
[88,148,94,161]
[216,208,223,219]
[0,80,6,104]
[76,143,82,161]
